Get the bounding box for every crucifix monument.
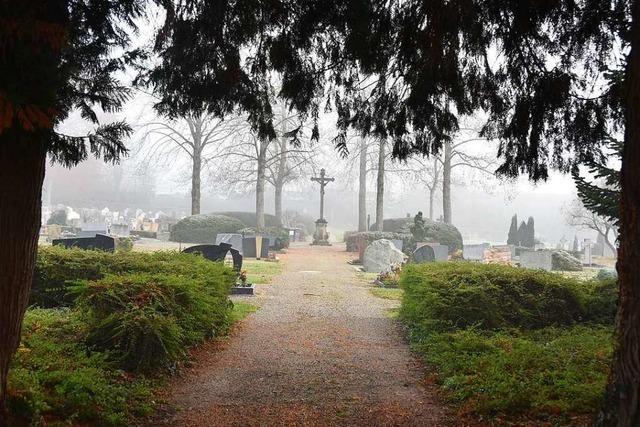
[310,168,334,245]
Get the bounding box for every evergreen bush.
[169,214,244,243]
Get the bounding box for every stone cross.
[310,168,334,220]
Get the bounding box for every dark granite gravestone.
[182,243,243,272]
[52,233,115,252]
[242,237,269,258]
[412,244,436,263]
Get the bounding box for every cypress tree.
[525,217,536,248]
[507,214,518,245]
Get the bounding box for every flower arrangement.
[238,270,248,286]
[375,263,403,288]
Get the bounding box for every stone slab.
[520,250,553,271]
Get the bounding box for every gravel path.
[158,243,449,426]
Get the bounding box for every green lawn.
[242,259,283,284]
[369,288,403,300]
[230,301,259,322]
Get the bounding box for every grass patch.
[8,309,155,426]
[230,301,259,323]
[369,288,404,300]
[242,259,283,284]
[399,262,616,423]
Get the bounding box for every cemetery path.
[156,243,449,427]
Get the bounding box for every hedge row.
[399,262,616,333]
[345,219,463,254]
[398,262,617,421]
[170,214,245,243]
[11,247,239,425]
[32,246,236,308]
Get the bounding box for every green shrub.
[213,211,278,228]
[399,262,617,421]
[116,237,134,252]
[7,309,154,426]
[399,262,590,332]
[77,272,233,371]
[32,246,236,307]
[580,278,618,324]
[170,214,245,243]
[346,218,463,254]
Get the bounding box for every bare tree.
[375,139,386,231]
[265,102,316,226]
[564,198,618,254]
[440,126,498,224]
[401,156,442,220]
[212,108,314,231]
[137,112,244,215]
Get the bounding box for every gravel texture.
[156,243,449,426]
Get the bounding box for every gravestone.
[363,239,406,273]
[52,233,115,252]
[520,250,553,271]
[215,233,243,253]
[483,246,513,264]
[417,243,448,261]
[242,237,269,258]
[463,243,490,261]
[390,239,404,252]
[412,245,435,263]
[583,238,593,265]
[182,243,243,272]
[356,235,369,262]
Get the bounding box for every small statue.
[410,211,426,242]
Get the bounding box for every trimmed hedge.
[399,262,615,332]
[32,246,236,308]
[347,217,463,254]
[170,214,244,243]
[77,271,234,372]
[213,211,278,228]
[398,262,617,421]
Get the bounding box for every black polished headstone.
[242,237,269,258]
[182,244,243,272]
[412,245,436,263]
[52,233,115,252]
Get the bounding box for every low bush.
[7,309,154,426]
[345,218,463,254]
[399,262,617,422]
[213,211,279,228]
[77,272,234,372]
[32,246,236,308]
[400,262,591,331]
[170,214,245,243]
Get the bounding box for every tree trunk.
[375,139,385,231]
[428,186,436,220]
[0,134,47,422]
[256,144,267,232]
[358,139,368,231]
[597,3,640,425]
[274,135,287,227]
[442,141,452,224]
[191,150,201,216]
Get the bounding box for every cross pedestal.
[310,168,334,246]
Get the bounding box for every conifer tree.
[507,214,518,245]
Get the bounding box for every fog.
[44,95,592,247]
